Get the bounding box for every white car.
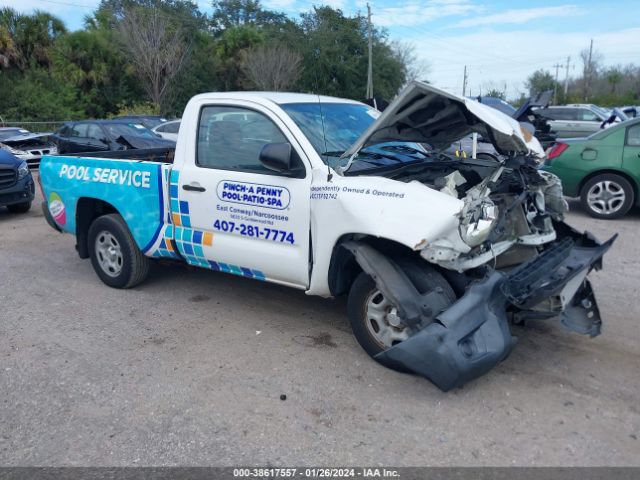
[0,129,58,168]
[152,119,181,141]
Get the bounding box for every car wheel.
[347,259,456,370]
[7,201,31,213]
[580,173,634,219]
[88,213,149,288]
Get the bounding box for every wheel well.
[75,197,118,259]
[578,169,638,200]
[328,235,422,297]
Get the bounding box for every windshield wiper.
[321,150,345,157]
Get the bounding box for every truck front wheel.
[88,214,149,288]
[347,261,456,367]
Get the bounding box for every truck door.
[174,102,312,288]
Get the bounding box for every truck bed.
[39,154,171,255]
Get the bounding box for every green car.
[543,117,640,219]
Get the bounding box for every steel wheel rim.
[364,289,409,349]
[587,180,626,215]
[95,231,123,277]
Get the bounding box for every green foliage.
[110,101,159,116]
[298,7,405,100]
[0,68,81,120]
[52,29,142,118]
[1,2,410,121]
[525,69,558,97]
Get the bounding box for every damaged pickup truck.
[39,81,615,391]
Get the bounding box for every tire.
[7,201,31,213]
[347,259,456,367]
[87,214,149,288]
[580,173,634,219]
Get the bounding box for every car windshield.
[104,123,158,139]
[592,105,611,118]
[281,102,432,171]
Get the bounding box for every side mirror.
[100,138,109,145]
[259,142,293,173]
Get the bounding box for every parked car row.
[0,116,182,167]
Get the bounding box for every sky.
[4,0,640,99]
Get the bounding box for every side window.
[72,123,88,137]
[540,108,559,120]
[627,125,640,146]
[166,122,180,134]
[86,124,104,140]
[155,124,166,133]
[58,125,71,137]
[197,106,297,175]
[579,109,599,122]
[558,108,580,121]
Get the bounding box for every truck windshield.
[281,102,431,171]
[281,102,377,156]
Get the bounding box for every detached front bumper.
[373,226,616,391]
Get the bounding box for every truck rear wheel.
[88,214,149,288]
[347,260,456,368]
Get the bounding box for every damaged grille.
[0,167,17,189]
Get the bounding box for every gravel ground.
[1,174,639,466]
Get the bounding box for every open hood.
[341,81,530,169]
[3,132,53,144]
[115,135,175,150]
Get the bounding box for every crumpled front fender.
[375,271,515,391]
[348,228,616,392]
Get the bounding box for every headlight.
[460,202,498,247]
[17,161,29,180]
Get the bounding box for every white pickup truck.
[40,82,614,391]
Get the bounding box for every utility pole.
[564,56,571,97]
[462,65,468,96]
[552,62,563,104]
[584,38,593,101]
[366,3,373,99]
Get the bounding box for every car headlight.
[460,201,498,247]
[17,161,29,180]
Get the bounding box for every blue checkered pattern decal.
[153,169,266,281]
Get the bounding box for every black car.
[0,149,35,213]
[54,120,175,154]
[114,115,168,129]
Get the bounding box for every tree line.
[0,0,416,121]
[523,47,639,107]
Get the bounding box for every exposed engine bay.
[378,153,568,272]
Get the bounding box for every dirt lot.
[1,174,639,466]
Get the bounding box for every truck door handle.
[183,184,206,192]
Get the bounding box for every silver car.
[151,119,181,141]
[534,104,612,138]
